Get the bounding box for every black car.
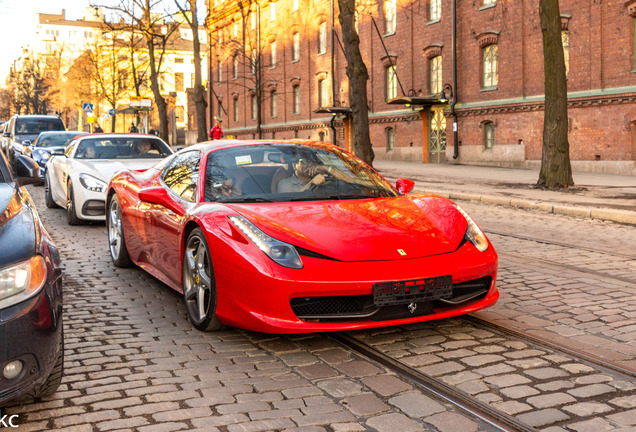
[28,131,82,180]
[0,153,63,406]
[4,115,65,170]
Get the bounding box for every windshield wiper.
[221,197,273,203]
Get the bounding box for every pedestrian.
[129,123,138,133]
[93,123,103,133]
[209,122,223,140]
[149,127,159,136]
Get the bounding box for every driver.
[277,157,345,193]
[134,139,153,155]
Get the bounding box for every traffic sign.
[109,109,116,116]
[83,103,94,112]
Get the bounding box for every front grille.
[82,200,106,216]
[290,276,493,322]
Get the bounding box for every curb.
[420,188,636,226]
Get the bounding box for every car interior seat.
[269,152,293,193]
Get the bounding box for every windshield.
[15,118,65,135]
[35,132,80,148]
[75,137,173,160]
[204,143,398,203]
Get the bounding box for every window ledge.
[384,32,396,38]
[318,52,326,56]
[427,19,441,25]
[291,59,299,63]
[479,3,497,11]
[269,66,277,69]
[480,86,498,92]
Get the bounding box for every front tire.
[44,173,58,209]
[32,335,64,399]
[183,228,224,331]
[107,194,133,267]
[66,182,81,225]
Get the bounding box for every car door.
[146,151,200,287]
[49,141,76,205]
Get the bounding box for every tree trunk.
[537,0,573,189]
[186,0,208,143]
[337,0,374,165]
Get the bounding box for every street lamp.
[438,83,454,104]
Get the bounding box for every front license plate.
[373,276,453,307]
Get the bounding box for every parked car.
[5,115,65,170]
[0,151,63,406]
[45,133,173,225]
[106,140,499,334]
[0,122,8,157]
[26,131,83,180]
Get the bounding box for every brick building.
[206,0,636,174]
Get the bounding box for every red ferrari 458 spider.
[106,140,498,334]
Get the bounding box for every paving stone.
[536,380,576,392]
[361,375,413,397]
[499,385,540,399]
[609,395,636,408]
[439,371,481,385]
[460,354,506,367]
[560,363,596,374]
[216,402,271,415]
[388,392,446,418]
[523,367,569,380]
[317,378,363,398]
[295,363,339,380]
[606,408,636,426]
[483,374,531,388]
[342,393,390,416]
[136,423,193,432]
[292,411,355,427]
[574,374,613,384]
[566,418,615,432]
[424,411,479,432]
[96,416,149,431]
[282,386,324,399]
[331,423,366,432]
[333,360,383,377]
[516,408,570,428]
[417,361,465,377]
[226,419,296,431]
[562,402,613,417]
[492,401,533,415]
[366,413,424,432]
[567,384,615,398]
[473,364,516,376]
[526,392,577,408]
[456,380,490,395]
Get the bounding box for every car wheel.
[183,228,225,332]
[66,182,81,225]
[107,194,133,268]
[32,334,64,399]
[44,173,58,209]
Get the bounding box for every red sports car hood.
[230,194,468,262]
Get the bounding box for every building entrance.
[428,107,447,164]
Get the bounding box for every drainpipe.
[451,0,459,159]
[330,0,337,145]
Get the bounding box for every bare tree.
[175,0,208,143]
[95,0,179,142]
[537,0,573,189]
[337,0,373,165]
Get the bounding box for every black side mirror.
[15,155,41,186]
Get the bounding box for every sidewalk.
[374,161,636,225]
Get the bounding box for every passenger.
[219,177,241,197]
[134,140,152,156]
[82,142,97,158]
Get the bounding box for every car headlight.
[455,205,489,252]
[79,173,107,193]
[0,256,47,309]
[35,149,50,161]
[229,215,303,269]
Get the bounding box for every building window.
[233,97,239,123]
[386,127,395,150]
[292,32,300,62]
[250,12,256,30]
[175,57,184,64]
[175,72,184,92]
[270,41,277,68]
[233,56,239,79]
[385,0,396,34]
[319,131,325,141]
[251,49,257,75]
[293,85,301,114]
[562,30,569,78]
[430,56,442,94]
[484,122,495,149]
[271,91,278,117]
[293,0,299,11]
[319,79,329,107]
[217,100,223,120]
[319,22,327,55]
[430,0,441,22]
[217,60,223,82]
[251,94,257,120]
[482,45,498,88]
[482,0,496,7]
[233,21,239,38]
[191,73,195,88]
[270,2,276,21]
[175,105,185,122]
[386,65,397,101]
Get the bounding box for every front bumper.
[73,186,107,221]
[211,234,499,334]
[0,268,63,405]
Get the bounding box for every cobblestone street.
[3,187,635,431]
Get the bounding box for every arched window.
[386,127,395,150]
[484,122,495,149]
[233,97,239,123]
[233,56,239,79]
[482,45,498,88]
[319,22,327,55]
[292,32,300,62]
[430,56,442,94]
[319,79,329,107]
[251,94,257,120]
[271,90,278,118]
[270,41,277,68]
[385,0,396,34]
[293,85,301,114]
[319,131,326,141]
[386,65,397,101]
